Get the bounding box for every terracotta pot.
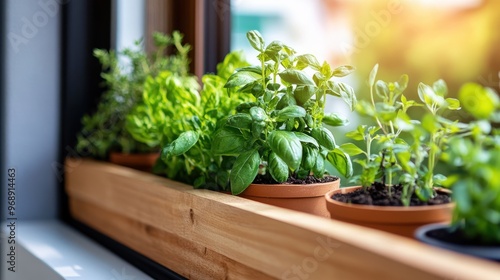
[415,223,500,261]
[325,186,454,238]
[240,179,340,217]
[109,152,160,172]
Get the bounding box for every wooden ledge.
[65,158,500,280]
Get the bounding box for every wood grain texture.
[65,158,500,280]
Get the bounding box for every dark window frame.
[60,1,231,278]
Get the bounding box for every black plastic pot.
[415,223,500,261]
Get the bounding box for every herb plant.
[159,51,255,187]
[207,30,356,195]
[443,82,500,243]
[76,31,191,159]
[346,64,463,205]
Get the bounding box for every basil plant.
[209,30,356,195]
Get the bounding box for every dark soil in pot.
[253,174,338,185]
[332,182,451,206]
[427,227,500,247]
[415,224,500,261]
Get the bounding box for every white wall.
[2,0,62,220]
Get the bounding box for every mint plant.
[345,64,464,206]
[76,31,191,159]
[208,30,356,195]
[442,82,500,244]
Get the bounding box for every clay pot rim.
[242,179,340,198]
[325,186,455,212]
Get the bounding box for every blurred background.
[232,0,500,98]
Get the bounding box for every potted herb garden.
[131,50,255,183]
[325,64,464,236]
[415,82,500,260]
[76,31,192,171]
[166,31,356,217]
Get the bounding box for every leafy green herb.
[76,31,191,159]
[214,30,356,194]
[159,51,255,188]
[346,64,466,205]
[442,82,500,243]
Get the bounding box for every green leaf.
[212,127,248,156]
[327,149,353,177]
[302,145,319,170]
[345,129,364,141]
[396,150,412,172]
[433,79,448,97]
[279,69,315,85]
[338,82,357,111]
[294,85,315,105]
[368,64,378,88]
[246,30,265,51]
[297,54,320,70]
[311,127,336,150]
[323,112,349,127]
[224,71,260,89]
[265,40,283,54]
[459,83,500,120]
[250,106,267,122]
[375,80,389,99]
[293,132,319,147]
[418,82,446,109]
[268,131,303,170]
[230,149,260,195]
[421,113,439,133]
[162,131,199,157]
[227,113,253,130]
[268,152,289,182]
[331,65,355,77]
[313,154,325,177]
[339,143,364,156]
[276,105,306,121]
[395,74,409,93]
[445,98,461,110]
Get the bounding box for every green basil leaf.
[227,113,253,130]
[268,131,303,171]
[294,85,315,105]
[276,105,306,121]
[339,143,364,156]
[323,113,349,127]
[331,65,355,77]
[230,149,260,195]
[279,69,315,86]
[268,152,289,182]
[212,127,248,155]
[327,148,353,177]
[296,54,320,70]
[302,145,319,170]
[345,130,364,141]
[246,30,265,51]
[311,127,336,150]
[162,131,199,157]
[313,154,325,177]
[250,106,267,122]
[224,71,260,89]
[293,132,318,147]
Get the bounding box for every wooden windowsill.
[65,158,500,280]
